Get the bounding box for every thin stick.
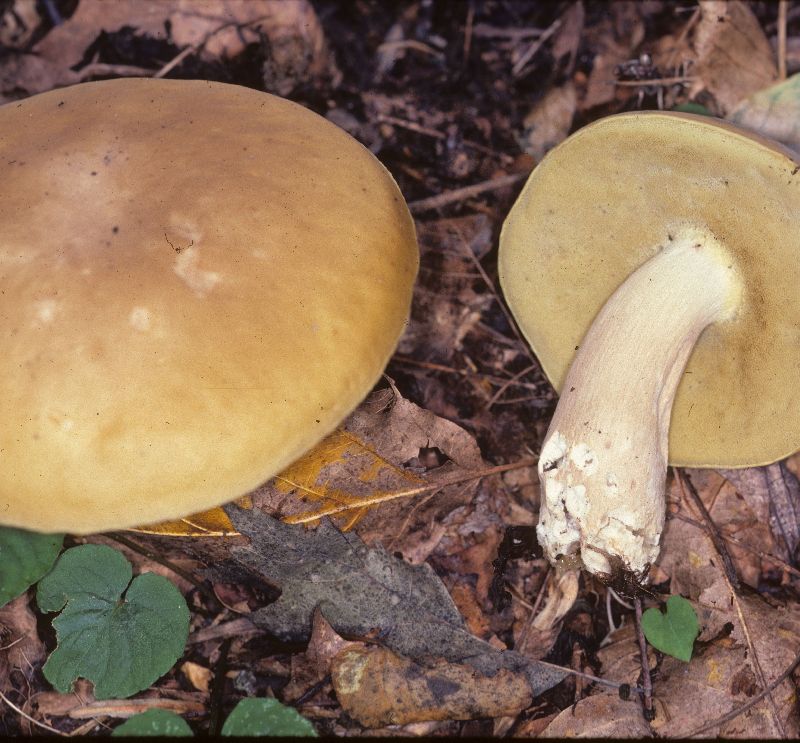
[103,533,222,611]
[633,598,654,720]
[614,76,696,87]
[512,18,561,76]
[0,690,66,736]
[486,364,539,409]
[778,0,788,81]
[408,172,527,213]
[677,471,740,591]
[284,458,536,524]
[392,355,541,391]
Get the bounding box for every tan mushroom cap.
[0,78,418,534]
[499,111,800,469]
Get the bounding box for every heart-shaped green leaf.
[37,544,190,698]
[641,595,699,663]
[221,698,317,737]
[0,527,63,608]
[112,709,193,737]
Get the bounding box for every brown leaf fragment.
[518,83,577,162]
[582,1,645,110]
[2,0,337,100]
[539,693,652,738]
[688,1,778,114]
[0,594,45,696]
[181,661,212,693]
[330,645,533,728]
[720,462,800,563]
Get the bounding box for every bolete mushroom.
[0,78,418,534]
[499,111,800,579]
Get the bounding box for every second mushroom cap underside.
[499,111,800,468]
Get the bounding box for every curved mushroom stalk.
[536,225,742,577]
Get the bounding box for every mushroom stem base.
[536,225,741,577]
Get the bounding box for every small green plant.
[0,526,63,608]
[113,698,318,737]
[36,544,190,698]
[641,594,699,662]
[112,709,194,737]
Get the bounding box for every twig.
[778,0,788,81]
[69,698,205,719]
[284,458,536,524]
[486,364,539,409]
[208,638,232,736]
[677,471,740,591]
[516,565,551,653]
[512,18,561,77]
[0,690,66,736]
[633,597,654,721]
[375,114,509,160]
[614,76,697,87]
[684,646,800,737]
[188,617,262,645]
[103,533,222,611]
[408,172,527,213]
[446,219,540,371]
[392,355,539,390]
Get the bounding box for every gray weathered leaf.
[221,504,565,697]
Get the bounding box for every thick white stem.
[536,225,742,577]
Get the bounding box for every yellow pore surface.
[499,112,800,468]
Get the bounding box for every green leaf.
[0,526,63,608]
[671,101,714,117]
[36,544,190,699]
[221,698,317,737]
[641,595,699,663]
[112,709,193,737]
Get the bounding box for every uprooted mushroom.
[499,111,800,580]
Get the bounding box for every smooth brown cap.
[1,78,418,533]
[499,111,800,468]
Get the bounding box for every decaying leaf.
[0,0,338,101]
[687,1,777,114]
[727,73,800,152]
[581,1,644,110]
[540,692,652,738]
[0,594,45,697]
[331,645,534,727]
[518,83,577,162]
[214,504,566,702]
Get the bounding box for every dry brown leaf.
[519,83,577,162]
[687,1,777,114]
[181,661,212,693]
[658,470,771,596]
[540,692,651,738]
[32,678,95,719]
[551,1,585,75]
[1,0,337,100]
[0,594,45,696]
[588,594,800,737]
[330,645,534,728]
[0,0,41,49]
[283,609,359,704]
[582,1,644,110]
